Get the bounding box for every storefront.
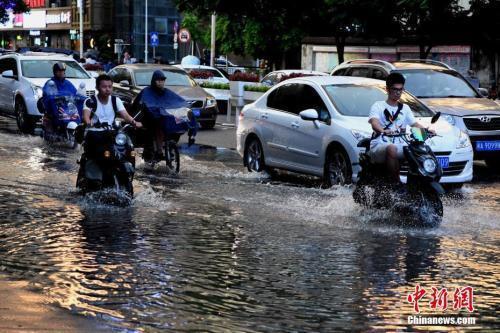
[0,7,72,50]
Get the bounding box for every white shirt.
[368,101,416,148]
[84,95,125,130]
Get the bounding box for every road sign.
[150,32,159,47]
[178,28,190,43]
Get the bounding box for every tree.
[0,0,29,24]
[396,0,467,58]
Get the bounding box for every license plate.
[437,157,449,168]
[476,141,500,151]
[192,109,201,117]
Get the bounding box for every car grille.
[86,90,95,97]
[468,134,500,142]
[188,100,204,108]
[463,117,500,131]
[400,160,467,177]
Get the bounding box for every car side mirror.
[120,80,131,87]
[299,109,319,121]
[478,87,489,97]
[2,70,16,79]
[431,112,441,124]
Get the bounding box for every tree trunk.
[419,44,434,59]
[336,35,345,64]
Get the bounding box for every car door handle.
[291,122,300,129]
[261,113,269,119]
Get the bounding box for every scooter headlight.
[423,158,437,173]
[115,133,127,146]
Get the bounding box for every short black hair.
[96,74,112,88]
[386,72,405,87]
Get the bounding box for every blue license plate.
[437,157,449,168]
[192,109,201,117]
[476,141,500,151]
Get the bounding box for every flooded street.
[0,116,498,332]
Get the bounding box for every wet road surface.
[0,115,498,332]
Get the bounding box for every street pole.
[78,0,83,59]
[210,13,216,67]
[145,0,148,63]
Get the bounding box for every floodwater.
[0,116,498,332]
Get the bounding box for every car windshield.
[21,60,90,79]
[134,69,196,87]
[397,69,478,98]
[324,84,434,117]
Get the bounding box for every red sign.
[407,284,475,313]
[178,28,191,43]
[27,0,46,8]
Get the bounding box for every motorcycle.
[76,120,136,198]
[138,106,197,174]
[38,81,87,148]
[353,112,445,227]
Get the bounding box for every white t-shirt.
[84,96,125,129]
[368,101,416,148]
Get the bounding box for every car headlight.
[442,114,455,126]
[115,133,127,146]
[206,97,217,107]
[456,130,471,149]
[31,85,43,99]
[423,158,437,173]
[351,129,371,141]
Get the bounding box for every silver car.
[0,52,96,133]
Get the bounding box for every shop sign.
[29,30,41,36]
[46,11,71,25]
[27,0,46,8]
[23,10,45,29]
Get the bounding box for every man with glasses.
[368,72,431,183]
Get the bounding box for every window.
[372,69,387,80]
[324,84,434,117]
[332,68,347,76]
[347,67,371,78]
[267,83,301,113]
[20,60,89,79]
[134,69,195,87]
[297,85,330,122]
[108,69,118,82]
[0,58,18,76]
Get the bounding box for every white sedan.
[236,76,473,187]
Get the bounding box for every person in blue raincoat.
[40,62,78,133]
[131,70,196,157]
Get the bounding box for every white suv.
[0,52,96,133]
[237,76,473,187]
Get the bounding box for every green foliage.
[244,85,270,93]
[200,82,230,90]
[0,0,29,24]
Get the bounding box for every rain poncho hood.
[140,70,188,113]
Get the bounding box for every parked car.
[331,59,500,169]
[237,76,473,187]
[261,70,328,86]
[0,52,96,133]
[214,57,246,75]
[107,64,218,128]
[176,64,230,84]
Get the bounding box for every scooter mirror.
[431,112,441,124]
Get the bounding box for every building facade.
[114,0,183,63]
[0,0,73,50]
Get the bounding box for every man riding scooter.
[368,73,435,184]
[131,69,196,161]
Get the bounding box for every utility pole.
[78,0,83,59]
[144,0,148,63]
[210,13,216,67]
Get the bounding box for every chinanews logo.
[406,284,477,326]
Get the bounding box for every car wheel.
[485,158,500,172]
[245,137,265,172]
[324,147,352,187]
[201,120,216,129]
[15,99,35,134]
